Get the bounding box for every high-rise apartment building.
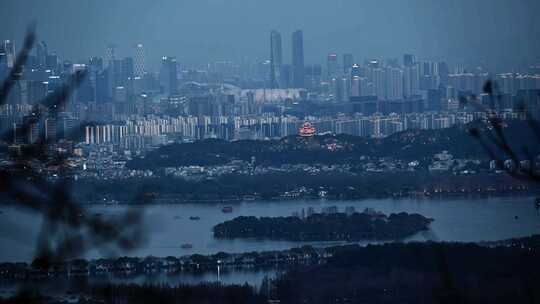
[386,67,404,100]
[404,64,420,97]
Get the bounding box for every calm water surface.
[1,196,539,263]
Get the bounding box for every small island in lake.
[213,208,434,241]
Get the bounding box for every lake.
[1,196,539,263]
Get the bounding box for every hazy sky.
[1,0,539,71]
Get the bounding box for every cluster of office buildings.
[0,31,539,156]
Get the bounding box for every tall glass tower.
[160,56,178,96]
[292,30,305,88]
[270,30,282,89]
[327,53,338,81]
[134,44,145,77]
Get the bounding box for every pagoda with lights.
[299,121,316,137]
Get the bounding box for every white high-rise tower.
[134,44,145,77]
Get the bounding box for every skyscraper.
[386,67,404,100]
[371,67,386,100]
[134,44,145,77]
[0,50,7,80]
[351,76,361,97]
[45,53,59,72]
[105,44,116,67]
[305,64,322,91]
[95,70,110,103]
[350,63,362,78]
[270,30,282,89]
[36,41,48,69]
[88,56,103,72]
[403,54,416,67]
[160,56,178,95]
[281,64,292,88]
[343,54,354,74]
[403,64,420,97]
[437,61,450,86]
[292,30,305,88]
[327,53,338,80]
[2,40,16,68]
[113,57,134,97]
[105,44,116,99]
[119,57,134,86]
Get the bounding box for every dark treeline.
[71,171,537,203]
[273,241,540,303]
[213,212,433,241]
[1,240,540,303]
[0,245,323,281]
[127,120,540,169]
[0,283,265,304]
[92,283,264,304]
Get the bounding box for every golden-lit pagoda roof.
[299,121,316,137]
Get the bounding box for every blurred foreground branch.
[0,26,148,269]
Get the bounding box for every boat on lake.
[189,216,200,220]
[221,206,233,213]
[181,243,193,249]
[243,195,256,201]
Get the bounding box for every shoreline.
[71,191,539,206]
[1,192,537,208]
[1,235,538,282]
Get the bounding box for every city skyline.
[3,30,540,75]
[2,2,540,302]
[1,0,539,71]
